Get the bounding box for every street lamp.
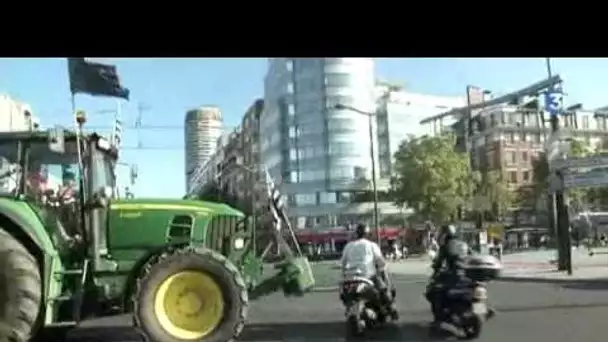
[334,103,381,242]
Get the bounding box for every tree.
[391,134,473,223]
[474,170,513,220]
[532,139,590,211]
[196,181,253,216]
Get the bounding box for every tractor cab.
[0,127,117,260]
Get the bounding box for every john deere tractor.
[0,115,314,342]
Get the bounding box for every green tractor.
[0,119,314,342]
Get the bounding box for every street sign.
[544,86,563,117]
[550,155,608,171]
[563,170,608,189]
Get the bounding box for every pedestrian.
[494,238,503,260]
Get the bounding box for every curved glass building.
[184,106,223,193]
[261,58,377,228]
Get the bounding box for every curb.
[498,276,608,284]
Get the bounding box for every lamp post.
[334,103,380,243]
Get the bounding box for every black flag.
[67,58,130,100]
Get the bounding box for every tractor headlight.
[234,238,245,250]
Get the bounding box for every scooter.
[340,276,398,337]
[425,255,501,339]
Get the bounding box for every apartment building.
[469,102,608,192]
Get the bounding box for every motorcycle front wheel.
[461,314,483,340]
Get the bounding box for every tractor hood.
[109,198,245,217]
[107,198,245,252]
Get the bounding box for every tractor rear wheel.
[0,228,42,342]
[133,247,248,342]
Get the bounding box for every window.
[288,126,299,138]
[286,59,293,72]
[522,151,528,162]
[290,148,298,161]
[290,171,299,183]
[508,132,515,143]
[288,104,295,116]
[523,171,530,182]
[297,99,322,114]
[319,192,337,204]
[583,116,590,129]
[287,82,294,93]
[508,151,516,164]
[509,171,517,183]
[325,73,351,88]
[295,193,316,206]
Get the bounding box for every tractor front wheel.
[0,227,42,342]
[133,248,248,342]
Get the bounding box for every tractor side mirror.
[48,126,65,154]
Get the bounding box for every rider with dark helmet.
[428,223,470,327]
[432,224,468,273]
[341,223,397,317]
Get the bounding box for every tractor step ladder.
[47,259,89,327]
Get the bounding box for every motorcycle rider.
[340,223,397,317]
[427,223,470,327]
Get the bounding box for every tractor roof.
[0,129,95,142]
[112,198,246,217]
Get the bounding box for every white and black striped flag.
[265,169,285,231]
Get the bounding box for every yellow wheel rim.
[154,270,225,340]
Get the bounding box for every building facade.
[375,86,466,179]
[468,102,608,210]
[0,95,41,192]
[0,94,38,132]
[187,100,265,202]
[240,99,264,206]
[184,106,223,193]
[261,58,380,229]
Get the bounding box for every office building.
[184,106,223,193]
[0,94,39,132]
[375,85,466,179]
[261,58,383,229]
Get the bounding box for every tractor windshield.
[0,138,81,197]
[90,146,116,197]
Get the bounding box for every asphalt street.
[66,277,608,342]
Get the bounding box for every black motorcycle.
[340,277,397,336]
[425,255,501,339]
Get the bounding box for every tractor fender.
[0,203,57,258]
[122,243,188,311]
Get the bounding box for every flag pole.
[114,98,121,198]
[71,92,88,241]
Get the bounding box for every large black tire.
[0,228,42,342]
[133,247,248,342]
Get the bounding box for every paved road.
[66,277,608,342]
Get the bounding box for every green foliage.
[474,170,513,219]
[531,139,590,210]
[196,181,253,216]
[391,134,473,223]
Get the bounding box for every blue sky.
[1,58,607,198]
